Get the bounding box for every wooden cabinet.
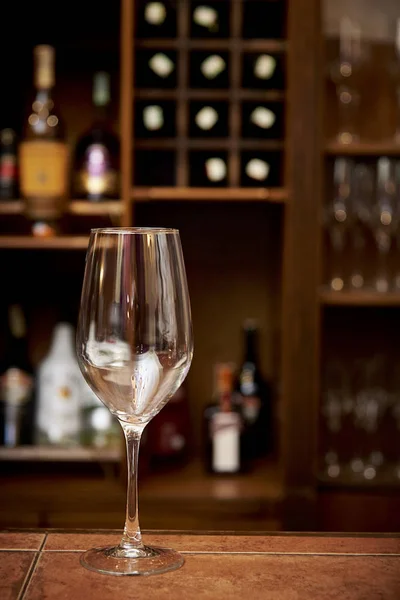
[1,0,399,533]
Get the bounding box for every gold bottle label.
[19,141,68,218]
[34,45,55,90]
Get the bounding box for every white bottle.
[36,323,82,445]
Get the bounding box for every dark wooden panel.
[281,0,323,528]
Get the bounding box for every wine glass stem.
[120,423,144,551]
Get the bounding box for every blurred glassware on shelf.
[324,157,355,291]
[328,17,369,145]
[369,158,399,292]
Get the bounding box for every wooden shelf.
[0,446,121,463]
[135,89,285,101]
[135,139,284,151]
[132,186,287,203]
[0,459,283,530]
[0,201,123,217]
[325,142,400,156]
[136,39,287,53]
[318,469,400,490]
[319,289,400,307]
[0,236,89,250]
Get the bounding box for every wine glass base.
[80,545,184,576]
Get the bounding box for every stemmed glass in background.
[324,157,354,291]
[368,158,398,292]
[329,17,368,145]
[76,228,193,576]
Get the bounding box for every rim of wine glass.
[91,227,179,234]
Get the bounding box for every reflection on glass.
[77,228,193,575]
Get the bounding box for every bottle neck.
[243,327,259,365]
[49,324,76,359]
[6,306,30,369]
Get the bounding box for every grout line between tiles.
[17,534,47,600]
[40,549,400,557]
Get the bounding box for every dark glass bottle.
[0,129,18,200]
[146,383,191,470]
[73,72,120,201]
[204,363,244,474]
[236,320,273,460]
[0,305,35,446]
[19,45,68,237]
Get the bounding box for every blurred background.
[1,0,400,533]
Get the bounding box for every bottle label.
[242,395,261,424]
[76,144,118,198]
[37,368,82,444]
[0,154,17,184]
[1,368,33,406]
[19,141,68,217]
[211,412,240,473]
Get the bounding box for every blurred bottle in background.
[203,362,244,474]
[35,322,82,446]
[73,71,120,201]
[19,45,68,237]
[146,382,191,470]
[236,320,274,460]
[0,129,18,200]
[0,305,35,447]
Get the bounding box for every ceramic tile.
[0,551,36,600]
[0,533,45,551]
[24,551,400,600]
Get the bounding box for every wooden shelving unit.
[319,290,400,307]
[0,446,121,463]
[8,0,398,534]
[325,142,400,156]
[132,186,287,202]
[0,236,89,250]
[0,201,124,216]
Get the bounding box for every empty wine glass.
[76,228,193,576]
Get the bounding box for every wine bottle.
[146,383,191,469]
[204,363,243,474]
[73,72,120,201]
[236,320,273,460]
[19,45,68,237]
[36,323,82,446]
[0,305,35,447]
[242,53,285,90]
[0,129,18,200]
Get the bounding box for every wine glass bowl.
[76,227,193,576]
